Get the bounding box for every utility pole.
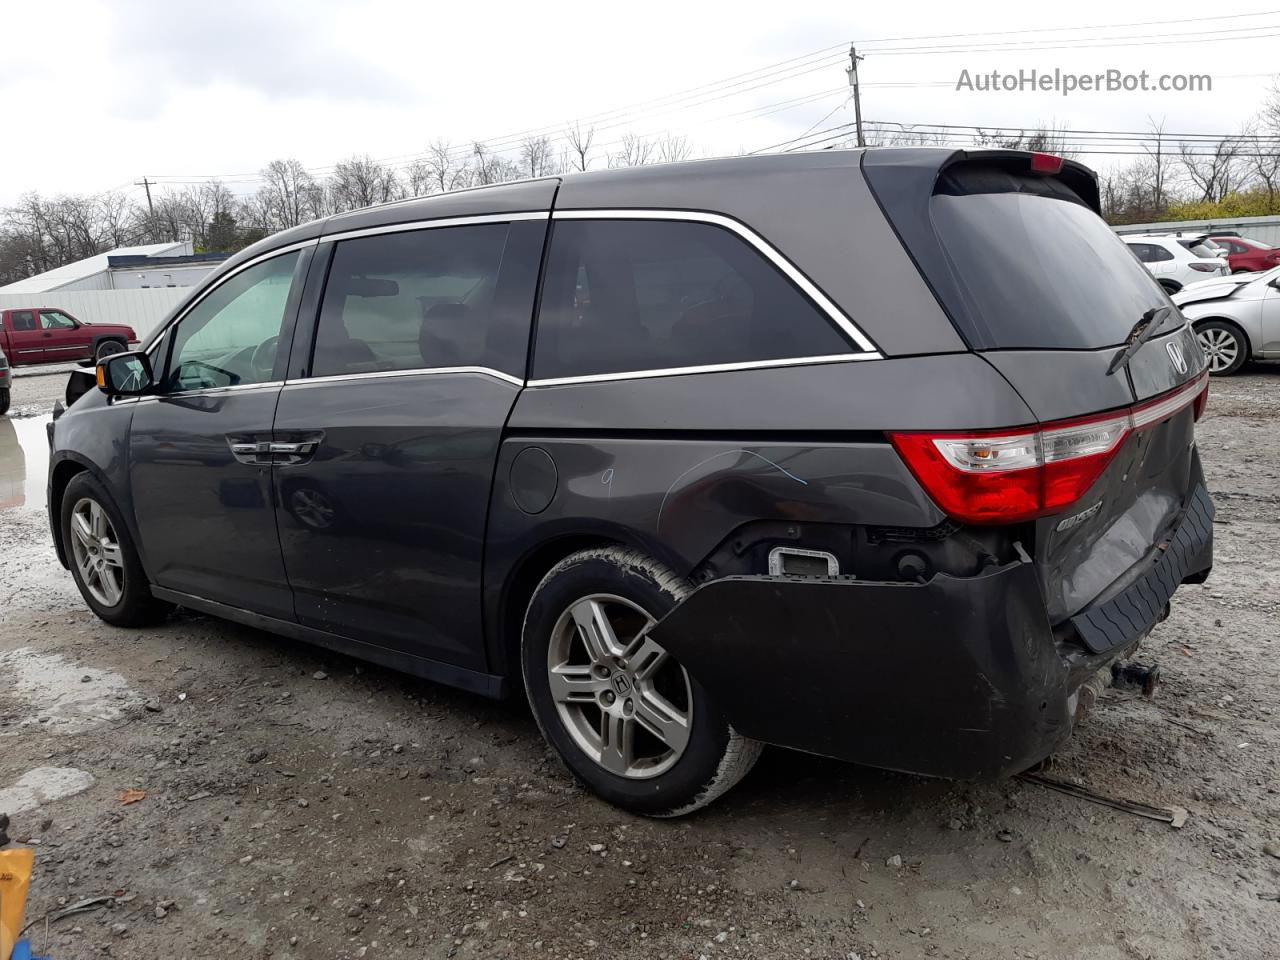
[135,177,156,242]
[846,45,866,148]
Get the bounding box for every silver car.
[1173,266,1280,375]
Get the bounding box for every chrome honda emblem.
[1166,340,1188,375]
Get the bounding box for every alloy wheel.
[1198,327,1240,374]
[547,594,693,779]
[69,497,125,606]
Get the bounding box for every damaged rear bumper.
[650,485,1214,781]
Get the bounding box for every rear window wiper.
[1107,305,1174,376]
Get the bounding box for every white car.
[1122,234,1230,293]
[1172,265,1280,375]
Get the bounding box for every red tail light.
[1188,262,1220,272]
[1029,152,1064,174]
[890,374,1208,525]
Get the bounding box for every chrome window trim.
[525,353,877,388]
[284,366,523,389]
[161,380,285,399]
[110,379,286,406]
[550,208,882,356]
[321,210,549,245]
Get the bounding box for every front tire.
[1196,320,1248,376]
[61,472,172,626]
[95,339,126,361]
[521,547,761,817]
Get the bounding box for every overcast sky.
[1,0,1276,205]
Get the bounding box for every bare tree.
[1140,118,1171,217]
[259,159,315,231]
[520,136,556,178]
[565,122,596,172]
[97,191,138,248]
[330,155,402,211]
[610,133,656,168]
[425,139,471,193]
[404,159,436,198]
[1180,137,1241,203]
[657,134,693,163]
[471,143,519,185]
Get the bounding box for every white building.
[0,241,231,337]
[0,241,229,295]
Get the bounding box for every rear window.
[924,170,1166,350]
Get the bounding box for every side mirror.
[96,350,154,397]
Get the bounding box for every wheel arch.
[1192,315,1254,357]
[487,525,683,695]
[91,333,128,352]
[1159,278,1183,293]
[49,456,93,568]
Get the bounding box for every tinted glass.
[533,220,850,380]
[1126,243,1152,263]
[165,252,300,391]
[10,311,36,332]
[1151,245,1174,262]
[929,192,1166,349]
[312,224,511,378]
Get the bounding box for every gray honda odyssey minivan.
[50,148,1213,815]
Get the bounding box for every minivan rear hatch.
[864,149,1210,629]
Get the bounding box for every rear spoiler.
[861,147,1101,214]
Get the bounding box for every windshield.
[929,190,1168,350]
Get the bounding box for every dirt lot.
[1,366,1278,960]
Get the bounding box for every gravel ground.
[0,368,1278,960]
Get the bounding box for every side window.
[532,219,851,380]
[164,251,300,392]
[1126,243,1152,263]
[311,224,511,378]
[10,311,37,332]
[1151,245,1175,263]
[40,310,76,330]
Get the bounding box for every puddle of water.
[0,647,137,734]
[0,767,95,815]
[0,414,51,514]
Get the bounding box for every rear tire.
[1196,320,1248,376]
[61,472,172,627]
[1158,279,1181,295]
[521,547,761,817]
[0,388,9,416]
[95,339,126,361]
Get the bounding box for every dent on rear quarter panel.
[483,357,1034,669]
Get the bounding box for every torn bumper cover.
[651,486,1213,781]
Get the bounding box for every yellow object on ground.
[0,849,34,960]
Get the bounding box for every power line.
[849,8,1280,46]
[859,25,1280,56]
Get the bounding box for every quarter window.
[311,224,512,378]
[164,252,301,392]
[531,219,852,380]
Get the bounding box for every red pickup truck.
[0,307,137,368]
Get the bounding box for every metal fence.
[0,288,186,341]
[1113,215,1280,246]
